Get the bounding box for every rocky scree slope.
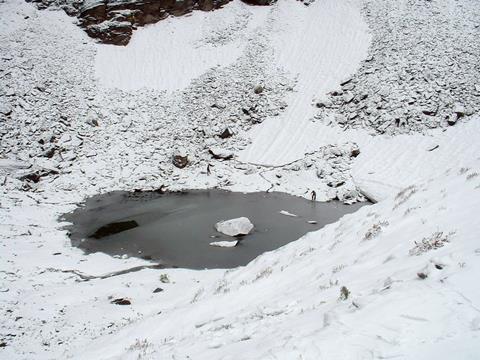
[1,0,305,199]
[314,0,480,135]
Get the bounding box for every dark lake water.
[62,190,366,269]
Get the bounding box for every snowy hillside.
[1,0,479,358]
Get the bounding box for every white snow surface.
[95,1,270,92]
[1,0,480,358]
[239,0,371,166]
[209,240,239,248]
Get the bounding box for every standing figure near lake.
[311,190,316,201]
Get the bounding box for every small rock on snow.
[254,84,264,94]
[453,103,465,116]
[219,127,234,139]
[111,298,131,305]
[447,114,458,126]
[172,154,189,168]
[209,147,234,160]
[0,103,12,115]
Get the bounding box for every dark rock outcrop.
[26,0,277,45]
[218,127,234,139]
[78,0,231,45]
[241,0,276,5]
[110,297,131,305]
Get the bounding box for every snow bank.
[94,1,269,92]
[239,0,371,166]
[352,119,480,202]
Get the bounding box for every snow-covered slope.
[353,119,480,202]
[95,1,268,92]
[239,0,371,166]
[76,156,480,360]
[1,0,480,358]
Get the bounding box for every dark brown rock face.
[26,0,233,45]
[26,0,277,45]
[78,0,231,45]
[240,0,276,5]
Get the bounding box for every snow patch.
[94,1,267,92]
[209,240,239,247]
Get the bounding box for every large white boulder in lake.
[215,217,254,237]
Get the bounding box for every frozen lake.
[63,190,366,269]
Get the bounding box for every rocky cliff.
[26,0,277,45]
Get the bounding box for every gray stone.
[254,85,264,94]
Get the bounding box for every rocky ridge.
[314,0,480,135]
[26,0,277,45]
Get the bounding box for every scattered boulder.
[42,146,56,158]
[111,298,131,305]
[254,84,264,94]
[172,154,189,168]
[0,103,12,116]
[417,272,428,280]
[447,114,458,126]
[350,146,360,157]
[453,103,465,117]
[90,220,139,239]
[327,178,346,188]
[315,98,332,108]
[219,127,234,139]
[209,147,234,160]
[85,20,133,46]
[336,186,362,204]
[18,165,59,184]
[422,107,437,116]
[343,93,354,104]
[334,114,347,125]
[340,77,353,86]
[153,287,164,293]
[86,115,99,127]
[447,104,465,126]
[215,217,254,237]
